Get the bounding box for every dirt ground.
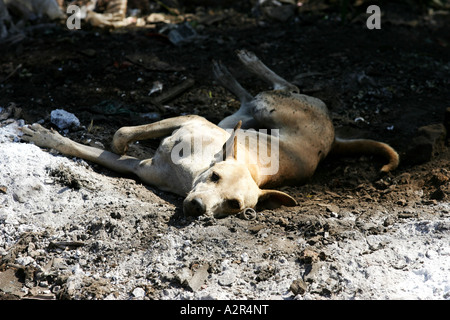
[0,1,449,300]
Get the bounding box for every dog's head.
[183,121,297,218]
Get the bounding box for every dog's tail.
[330,137,399,173]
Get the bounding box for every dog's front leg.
[21,123,142,175]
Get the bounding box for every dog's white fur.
[21,50,399,217]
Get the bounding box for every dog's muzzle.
[183,198,206,216]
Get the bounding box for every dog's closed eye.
[211,172,221,182]
[226,199,241,210]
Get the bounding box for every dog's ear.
[257,189,298,209]
[222,120,242,161]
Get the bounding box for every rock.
[218,269,236,286]
[383,216,396,227]
[176,264,209,292]
[0,269,25,298]
[290,279,308,295]
[132,287,146,299]
[187,264,209,292]
[405,135,433,164]
[427,170,449,188]
[15,256,34,266]
[168,22,198,46]
[418,123,446,151]
[405,123,447,165]
[254,264,276,282]
[12,191,26,203]
[259,1,296,22]
[325,204,340,217]
[50,109,80,130]
[299,249,320,264]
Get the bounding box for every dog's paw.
[212,59,226,78]
[236,49,259,64]
[20,123,65,150]
[212,60,235,82]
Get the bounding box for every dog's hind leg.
[213,60,253,104]
[237,50,299,93]
[213,60,259,129]
[112,115,206,154]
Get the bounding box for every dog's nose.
[184,198,206,216]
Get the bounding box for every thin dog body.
[21,50,399,217]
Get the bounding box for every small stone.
[299,249,320,264]
[278,217,289,226]
[262,3,296,22]
[0,269,25,297]
[326,205,340,216]
[187,264,209,292]
[15,256,34,266]
[132,287,146,299]
[427,170,449,187]
[290,279,307,295]
[383,216,396,227]
[249,225,264,234]
[405,123,447,165]
[218,270,236,286]
[12,191,26,203]
[50,109,80,130]
[418,123,446,151]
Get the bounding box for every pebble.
[50,109,80,130]
[132,287,146,299]
[425,250,438,260]
[15,256,34,266]
[218,270,236,286]
[326,205,340,216]
[290,279,307,295]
